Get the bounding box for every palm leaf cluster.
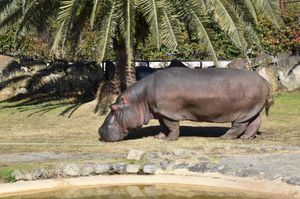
[0,0,280,71]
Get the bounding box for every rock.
[24,173,33,181]
[278,64,300,91]
[127,150,144,160]
[143,164,157,174]
[256,66,279,91]
[13,171,34,181]
[112,163,126,174]
[126,164,141,174]
[12,170,25,181]
[95,163,111,174]
[251,53,275,68]
[172,163,189,170]
[81,163,95,176]
[173,149,186,157]
[188,162,208,173]
[227,57,251,70]
[237,168,260,178]
[61,164,81,177]
[32,168,49,180]
[160,159,172,170]
[284,176,300,186]
[276,55,300,91]
[217,166,236,176]
[204,163,219,172]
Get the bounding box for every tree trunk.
[125,62,136,88]
[115,39,128,92]
[114,37,136,91]
[94,37,137,114]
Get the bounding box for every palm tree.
[0,0,281,89]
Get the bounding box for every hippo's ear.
[120,96,128,104]
[110,104,119,111]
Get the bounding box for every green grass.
[0,168,16,183]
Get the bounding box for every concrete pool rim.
[0,173,300,198]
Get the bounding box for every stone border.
[1,174,300,198]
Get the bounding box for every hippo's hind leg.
[240,115,261,139]
[221,121,248,139]
[155,118,179,141]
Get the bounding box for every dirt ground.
[0,92,299,179]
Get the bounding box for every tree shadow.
[0,75,30,91]
[0,59,21,77]
[126,125,229,140]
[0,59,105,117]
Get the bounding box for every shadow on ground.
[126,126,229,140]
[0,60,105,117]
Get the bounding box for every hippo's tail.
[265,85,274,117]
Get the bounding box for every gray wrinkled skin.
[99,68,272,142]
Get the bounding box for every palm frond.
[51,0,80,57]
[139,0,161,50]
[190,0,207,14]
[206,0,244,49]
[69,1,93,52]
[0,4,22,34]
[96,0,117,63]
[227,1,261,50]
[244,22,261,49]
[160,1,179,50]
[251,0,280,27]
[14,0,59,42]
[242,0,258,23]
[0,0,17,14]
[191,11,218,66]
[118,0,135,72]
[90,0,100,29]
[173,0,218,65]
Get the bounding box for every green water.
[3,185,269,199]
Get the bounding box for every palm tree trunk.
[114,38,128,92]
[125,61,136,88]
[114,38,136,91]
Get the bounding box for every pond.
[3,185,270,199]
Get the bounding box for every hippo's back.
[149,68,269,123]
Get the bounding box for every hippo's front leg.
[156,118,180,141]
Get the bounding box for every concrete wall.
[135,60,231,68]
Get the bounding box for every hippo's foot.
[221,122,248,139]
[154,132,167,139]
[165,135,179,141]
[240,133,257,139]
[221,134,239,140]
[158,118,180,141]
[240,115,261,139]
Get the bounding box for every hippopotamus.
[99,68,272,142]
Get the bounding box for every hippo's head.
[98,96,146,142]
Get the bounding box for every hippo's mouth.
[98,127,129,142]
